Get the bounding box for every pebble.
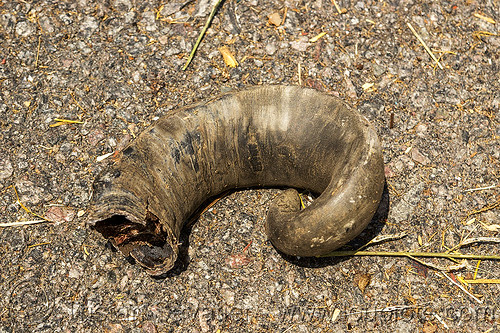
[220,286,235,306]
[265,42,277,55]
[15,21,35,37]
[141,321,157,333]
[0,158,13,180]
[372,63,386,77]
[411,147,431,165]
[344,75,357,99]
[80,16,99,36]
[290,37,309,52]
[389,179,424,223]
[0,13,17,31]
[39,15,54,33]
[45,206,75,224]
[15,179,52,205]
[140,11,157,31]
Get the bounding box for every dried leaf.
[356,273,371,293]
[219,46,238,68]
[465,218,476,225]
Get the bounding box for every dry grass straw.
[406,22,444,69]
[321,250,500,261]
[1,186,51,227]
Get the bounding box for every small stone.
[265,42,277,55]
[384,165,396,178]
[141,321,157,333]
[0,158,13,180]
[389,180,424,223]
[240,293,259,310]
[80,16,99,36]
[139,11,157,32]
[225,253,251,268]
[61,58,73,69]
[15,180,52,205]
[415,123,428,137]
[290,38,309,52]
[15,21,36,37]
[158,35,169,45]
[39,16,54,33]
[68,265,82,279]
[124,11,136,24]
[411,148,431,165]
[0,13,17,31]
[344,75,357,99]
[113,0,132,11]
[372,63,386,77]
[45,206,75,224]
[268,12,281,26]
[88,128,105,146]
[253,59,263,67]
[220,286,235,306]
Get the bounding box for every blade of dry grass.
[320,250,500,261]
[407,22,444,69]
[0,220,48,227]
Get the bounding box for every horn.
[87,85,384,275]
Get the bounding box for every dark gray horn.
[87,85,385,275]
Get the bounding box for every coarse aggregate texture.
[0,0,498,332]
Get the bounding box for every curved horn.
[87,85,384,275]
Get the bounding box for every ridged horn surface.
[87,85,385,275]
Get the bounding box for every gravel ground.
[0,0,499,332]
